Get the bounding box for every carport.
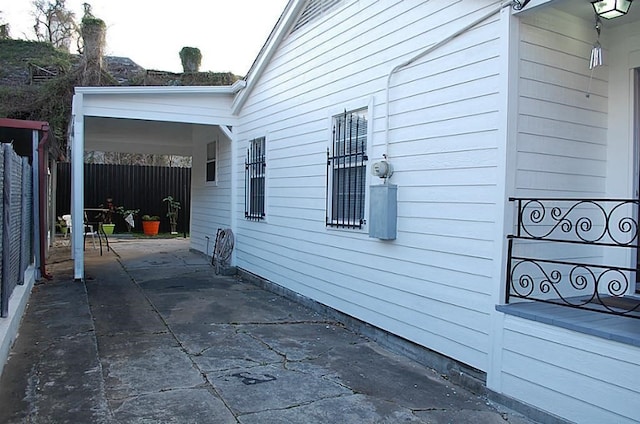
[70,83,243,280]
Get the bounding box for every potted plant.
[141,214,161,236]
[116,207,140,232]
[163,196,181,234]
[56,216,68,236]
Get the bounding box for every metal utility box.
[368,184,397,240]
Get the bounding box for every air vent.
[291,0,343,34]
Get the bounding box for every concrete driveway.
[0,237,540,423]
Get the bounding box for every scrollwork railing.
[512,197,640,246]
[507,198,640,318]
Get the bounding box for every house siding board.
[235,0,503,371]
[82,93,236,125]
[190,128,232,255]
[516,11,608,197]
[500,315,640,424]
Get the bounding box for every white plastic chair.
[62,213,97,249]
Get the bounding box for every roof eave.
[75,83,244,96]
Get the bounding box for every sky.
[2,0,290,75]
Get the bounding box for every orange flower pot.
[142,220,160,236]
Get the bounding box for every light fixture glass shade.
[591,0,633,19]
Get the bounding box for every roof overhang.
[0,118,57,159]
[72,83,242,155]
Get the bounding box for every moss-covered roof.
[0,38,242,152]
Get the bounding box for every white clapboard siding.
[81,92,236,126]
[515,10,608,198]
[509,10,611,280]
[190,126,233,255]
[500,315,640,424]
[233,0,504,371]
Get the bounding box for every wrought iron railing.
[506,198,640,318]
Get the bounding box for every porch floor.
[497,302,640,347]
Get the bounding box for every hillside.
[0,39,241,151]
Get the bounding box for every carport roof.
[0,118,59,160]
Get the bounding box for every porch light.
[591,0,633,19]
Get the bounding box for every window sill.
[496,302,640,347]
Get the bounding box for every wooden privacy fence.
[56,163,191,234]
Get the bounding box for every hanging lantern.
[591,0,633,19]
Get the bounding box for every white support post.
[71,94,85,281]
[226,126,237,266]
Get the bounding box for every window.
[245,137,266,220]
[326,109,368,229]
[206,140,217,182]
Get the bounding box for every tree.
[0,11,9,39]
[32,0,78,51]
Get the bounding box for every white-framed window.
[245,136,266,220]
[326,108,368,229]
[206,140,217,182]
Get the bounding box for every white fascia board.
[75,85,240,96]
[231,0,304,115]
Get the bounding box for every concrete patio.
[0,237,540,423]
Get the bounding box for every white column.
[487,6,520,393]
[225,125,237,266]
[71,93,85,281]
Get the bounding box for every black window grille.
[326,109,368,229]
[245,137,266,220]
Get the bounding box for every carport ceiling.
[84,116,199,156]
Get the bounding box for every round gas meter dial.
[371,160,393,178]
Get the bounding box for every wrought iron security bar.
[506,197,640,318]
[326,110,368,229]
[245,137,266,220]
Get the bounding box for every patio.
[0,237,539,423]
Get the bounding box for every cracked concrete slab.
[238,393,426,424]
[0,276,112,424]
[0,239,543,424]
[101,343,204,402]
[147,283,322,325]
[170,323,283,372]
[208,363,352,416]
[113,388,236,424]
[97,333,203,402]
[89,303,168,336]
[239,322,367,362]
[286,340,490,412]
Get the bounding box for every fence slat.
[56,163,191,234]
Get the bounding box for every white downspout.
[383,1,514,161]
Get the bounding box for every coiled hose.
[212,228,234,275]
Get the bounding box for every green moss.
[0,39,72,67]
[81,16,105,28]
[179,46,202,72]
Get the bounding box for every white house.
[70,0,640,422]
